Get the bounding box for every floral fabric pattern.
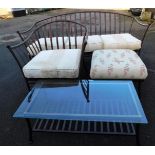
[90,49,148,79]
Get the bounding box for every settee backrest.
[18,11,151,42]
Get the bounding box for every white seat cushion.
[65,35,104,52]
[101,33,141,50]
[64,34,141,51]
[86,35,104,52]
[39,37,69,50]
[27,33,141,55]
[23,49,81,78]
[65,36,83,49]
[90,49,148,79]
[27,37,69,56]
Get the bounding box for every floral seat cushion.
[90,49,148,79]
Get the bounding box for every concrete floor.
[0,9,155,145]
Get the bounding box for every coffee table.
[13,80,147,145]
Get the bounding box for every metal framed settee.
[8,10,153,91]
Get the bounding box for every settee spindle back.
[18,11,151,43]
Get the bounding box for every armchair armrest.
[81,35,88,53]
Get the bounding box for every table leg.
[25,119,33,143]
[136,124,140,146]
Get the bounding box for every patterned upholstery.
[90,49,148,79]
[23,49,81,78]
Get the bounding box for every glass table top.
[14,80,147,123]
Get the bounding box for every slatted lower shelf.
[33,119,136,135]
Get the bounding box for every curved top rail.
[19,10,151,35]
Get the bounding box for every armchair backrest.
[7,20,87,70]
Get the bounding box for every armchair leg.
[137,80,144,101]
[26,79,31,91]
[82,53,92,78]
[138,80,141,98]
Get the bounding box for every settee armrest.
[134,17,152,27]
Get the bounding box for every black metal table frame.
[22,79,143,145]
[25,118,140,145]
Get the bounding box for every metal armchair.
[7,20,87,89]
